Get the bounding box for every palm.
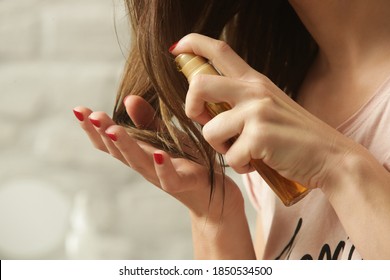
[74,96,243,220]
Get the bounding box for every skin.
[74,98,255,259]
[74,1,390,259]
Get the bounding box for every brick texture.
[0,0,254,260]
[0,0,193,260]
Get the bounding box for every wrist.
[189,196,255,259]
[188,185,245,224]
[320,142,370,201]
[318,142,390,259]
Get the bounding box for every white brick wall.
[0,0,255,260]
[0,0,195,260]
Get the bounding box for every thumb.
[125,95,162,130]
[153,150,197,194]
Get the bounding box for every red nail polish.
[168,41,178,53]
[73,109,84,121]
[106,132,117,142]
[89,118,101,128]
[153,153,164,165]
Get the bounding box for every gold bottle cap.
[175,53,210,82]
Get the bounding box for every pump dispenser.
[175,53,310,206]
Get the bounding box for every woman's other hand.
[73,96,243,222]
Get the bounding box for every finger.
[73,107,108,152]
[153,150,199,194]
[224,135,253,174]
[225,120,272,174]
[170,33,255,80]
[185,74,252,122]
[124,95,162,130]
[88,111,127,163]
[105,124,159,183]
[202,109,244,154]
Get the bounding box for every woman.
[73,0,390,259]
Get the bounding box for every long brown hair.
[113,0,318,194]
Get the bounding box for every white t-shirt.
[243,77,390,260]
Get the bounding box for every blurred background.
[0,0,255,259]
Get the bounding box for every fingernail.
[153,152,164,165]
[168,41,178,53]
[73,109,84,121]
[89,118,101,128]
[106,132,117,142]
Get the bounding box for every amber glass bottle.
[175,53,310,206]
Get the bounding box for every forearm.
[189,201,256,260]
[322,145,390,259]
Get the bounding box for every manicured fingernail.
[89,118,101,128]
[73,109,84,121]
[153,153,164,165]
[168,41,178,53]
[106,132,117,142]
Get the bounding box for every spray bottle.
[175,53,310,206]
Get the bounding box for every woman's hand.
[73,95,244,222]
[74,96,256,259]
[170,33,360,190]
